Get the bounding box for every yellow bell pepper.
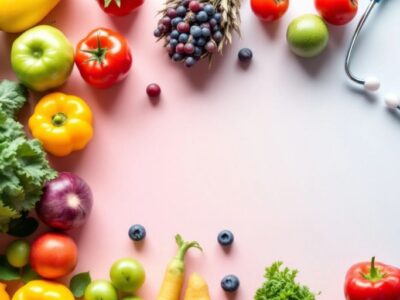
[29,92,94,157]
[0,282,10,300]
[12,280,74,300]
[0,0,60,33]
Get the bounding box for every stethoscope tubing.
[345,0,379,86]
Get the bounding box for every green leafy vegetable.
[0,255,20,281]
[0,80,57,233]
[254,262,318,300]
[70,272,92,297]
[0,80,28,116]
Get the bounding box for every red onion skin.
[36,172,93,231]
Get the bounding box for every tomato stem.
[104,0,121,8]
[81,32,108,64]
[52,113,67,127]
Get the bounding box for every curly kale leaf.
[0,80,28,117]
[254,262,317,300]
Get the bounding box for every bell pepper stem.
[52,113,67,126]
[362,257,386,282]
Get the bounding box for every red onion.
[36,172,93,231]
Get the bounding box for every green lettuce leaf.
[0,80,28,117]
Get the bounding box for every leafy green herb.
[70,272,92,297]
[0,80,57,233]
[254,262,318,300]
[0,80,28,117]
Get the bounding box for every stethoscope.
[345,0,399,109]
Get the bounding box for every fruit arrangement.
[154,0,241,67]
[0,0,398,300]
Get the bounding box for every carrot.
[183,273,211,300]
[157,234,202,300]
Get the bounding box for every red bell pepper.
[96,0,144,17]
[345,257,400,300]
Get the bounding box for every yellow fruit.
[0,282,10,300]
[0,0,60,33]
[183,273,211,300]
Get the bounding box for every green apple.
[6,240,30,268]
[110,258,145,293]
[11,25,74,92]
[287,14,329,58]
[84,280,118,300]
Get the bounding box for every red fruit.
[315,0,358,26]
[146,84,161,97]
[177,22,190,33]
[96,0,144,16]
[30,232,78,279]
[251,0,289,22]
[184,44,195,54]
[189,1,201,12]
[176,43,185,54]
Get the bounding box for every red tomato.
[96,0,144,16]
[30,232,78,279]
[251,0,289,22]
[315,0,358,26]
[75,28,132,89]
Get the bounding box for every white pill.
[364,77,381,92]
[384,93,400,109]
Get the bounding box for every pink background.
[1,0,400,299]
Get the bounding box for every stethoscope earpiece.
[384,93,400,110]
[363,76,381,92]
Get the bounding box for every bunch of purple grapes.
[154,0,223,68]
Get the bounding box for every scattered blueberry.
[128,224,146,241]
[196,11,209,22]
[176,5,187,17]
[178,33,189,43]
[218,230,234,246]
[201,27,211,37]
[238,48,253,62]
[204,4,215,16]
[221,275,240,292]
[185,57,196,68]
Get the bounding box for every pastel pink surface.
[2,1,400,299]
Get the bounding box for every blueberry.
[196,37,206,47]
[204,4,215,16]
[170,39,178,47]
[212,25,220,32]
[194,46,203,57]
[176,5,187,17]
[238,48,253,62]
[185,57,196,68]
[128,224,146,241]
[171,17,183,27]
[201,27,211,37]
[209,18,217,27]
[214,13,222,22]
[196,11,208,22]
[181,0,190,7]
[190,25,202,38]
[170,30,180,39]
[218,230,234,246]
[172,53,184,61]
[221,275,240,292]
[167,8,177,19]
[213,31,223,42]
[153,28,162,38]
[178,33,189,43]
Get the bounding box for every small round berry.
[201,27,211,37]
[205,41,216,53]
[177,22,190,33]
[185,57,196,68]
[201,22,211,29]
[212,25,220,32]
[158,24,167,33]
[190,25,202,38]
[128,224,147,241]
[161,16,172,26]
[170,39,178,47]
[217,230,234,246]
[213,31,223,42]
[176,6,187,17]
[189,0,201,12]
[172,53,184,61]
[221,275,240,292]
[167,8,177,18]
[194,46,203,57]
[170,30,180,39]
[171,17,183,27]
[238,48,253,62]
[209,18,217,27]
[184,43,195,54]
[166,44,175,55]
[153,28,162,38]
[181,0,190,6]
[178,33,189,43]
[204,4,215,15]
[196,11,209,22]
[176,43,185,54]
[214,13,222,22]
[196,37,206,47]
